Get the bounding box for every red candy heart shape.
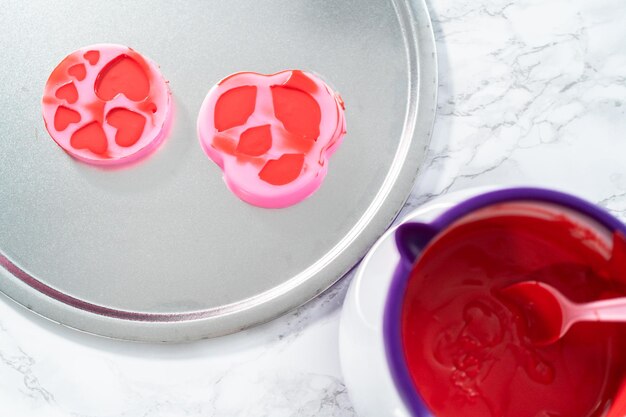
[55,82,78,104]
[54,106,81,131]
[106,108,146,147]
[83,50,100,66]
[68,64,86,81]
[95,55,150,102]
[70,122,108,155]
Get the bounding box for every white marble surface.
[2,0,626,415]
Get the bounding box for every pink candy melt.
[197,70,346,208]
[42,44,172,166]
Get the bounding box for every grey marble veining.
[1,0,625,415]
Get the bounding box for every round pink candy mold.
[42,44,172,166]
[197,70,346,208]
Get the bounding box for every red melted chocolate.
[402,203,626,417]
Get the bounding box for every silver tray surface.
[0,0,436,341]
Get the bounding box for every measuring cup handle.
[395,222,439,267]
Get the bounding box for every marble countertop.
[2,0,625,415]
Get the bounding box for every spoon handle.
[574,297,626,322]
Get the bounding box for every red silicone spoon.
[502,281,626,346]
